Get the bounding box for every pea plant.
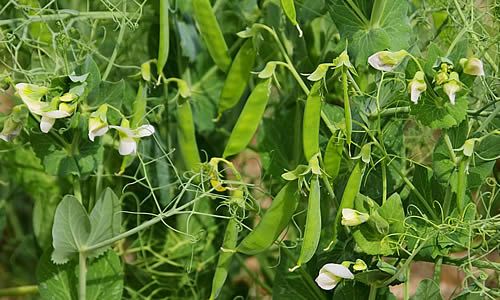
[0,0,499,299]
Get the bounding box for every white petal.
[109,125,135,137]
[315,273,338,290]
[89,126,109,141]
[119,137,137,155]
[41,110,71,118]
[0,134,9,142]
[410,86,421,104]
[40,116,55,133]
[135,124,155,137]
[321,263,354,279]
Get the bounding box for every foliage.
[0,0,499,299]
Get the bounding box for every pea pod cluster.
[192,0,231,72]
[223,79,271,158]
[217,39,256,117]
[302,81,322,161]
[177,100,201,171]
[237,181,299,255]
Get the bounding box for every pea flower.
[88,104,109,141]
[434,70,448,85]
[15,83,71,133]
[0,117,22,142]
[341,208,369,226]
[408,71,427,104]
[109,119,155,155]
[368,50,408,72]
[443,72,461,105]
[353,259,367,271]
[459,57,484,76]
[315,263,354,290]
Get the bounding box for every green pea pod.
[131,82,147,128]
[193,0,231,72]
[210,216,239,300]
[238,181,299,255]
[325,161,364,251]
[302,81,322,161]
[324,135,343,181]
[456,158,468,214]
[223,79,271,158]
[157,0,169,73]
[177,100,201,171]
[342,69,352,145]
[280,0,302,36]
[292,175,321,270]
[217,39,256,116]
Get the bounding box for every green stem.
[342,67,352,145]
[102,6,127,80]
[368,285,378,300]
[0,11,134,26]
[404,265,410,300]
[346,0,370,25]
[456,157,468,214]
[74,177,83,204]
[79,252,87,300]
[370,0,387,28]
[0,285,39,296]
[443,133,458,164]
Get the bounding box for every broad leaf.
[86,188,122,258]
[410,279,442,300]
[37,250,123,300]
[411,96,468,129]
[51,195,90,264]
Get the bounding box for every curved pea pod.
[210,216,239,300]
[324,135,343,181]
[217,39,256,116]
[456,158,468,214]
[302,81,322,161]
[291,175,321,270]
[237,181,299,255]
[280,0,302,36]
[223,79,271,158]
[157,0,169,73]
[325,161,364,251]
[177,99,201,171]
[193,0,231,72]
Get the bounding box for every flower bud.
[368,50,408,72]
[408,71,427,104]
[434,70,448,85]
[341,208,369,226]
[0,117,23,142]
[88,104,109,141]
[443,72,461,105]
[353,259,367,271]
[460,57,484,76]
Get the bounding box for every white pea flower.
[408,71,427,104]
[315,263,354,290]
[341,208,369,226]
[462,138,478,157]
[459,57,485,76]
[443,72,461,105]
[0,117,23,142]
[88,104,109,141]
[15,83,71,133]
[368,50,408,72]
[110,119,155,155]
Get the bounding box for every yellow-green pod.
[210,215,239,299]
[324,135,343,181]
[280,0,302,36]
[177,99,201,171]
[217,39,256,116]
[157,0,170,73]
[131,82,147,128]
[193,0,231,72]
[292,175,321,270]
[302,81,322,161]
[223,79,271,158]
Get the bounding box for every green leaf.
[86,188,122,258]
[328,0,412,66]
[410,279,443,300]
[51,195,90,264]
[37,250,124,300]
[75,56,101,102]
[411,96,468,129]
